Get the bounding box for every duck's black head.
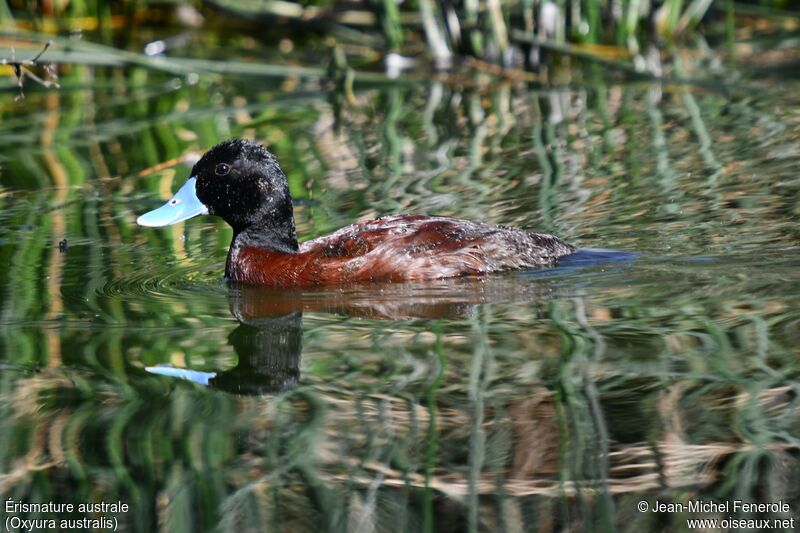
[137,139,298,253]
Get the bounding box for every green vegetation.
[1,57,799,528]
[0,0,797,81]
[0,1,798,532]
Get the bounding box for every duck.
[137,139,577,287]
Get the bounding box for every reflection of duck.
[145,275,563,394]
[216,313,302,394]
[143,248,635,394]
[147,311,302,395]
[137,139,576,286]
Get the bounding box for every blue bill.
[137,177,209,227]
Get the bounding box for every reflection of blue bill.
[145,365,217,386]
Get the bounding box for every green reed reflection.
[1,38,800,533]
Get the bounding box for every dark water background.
[1,25,799,533]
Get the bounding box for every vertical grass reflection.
[0,57,799,532]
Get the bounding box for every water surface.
[1,36,799,532]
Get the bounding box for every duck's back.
[228,215,576,286]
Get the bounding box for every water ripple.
[97,263,225,300]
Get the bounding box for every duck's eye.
[215,163,231,176]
